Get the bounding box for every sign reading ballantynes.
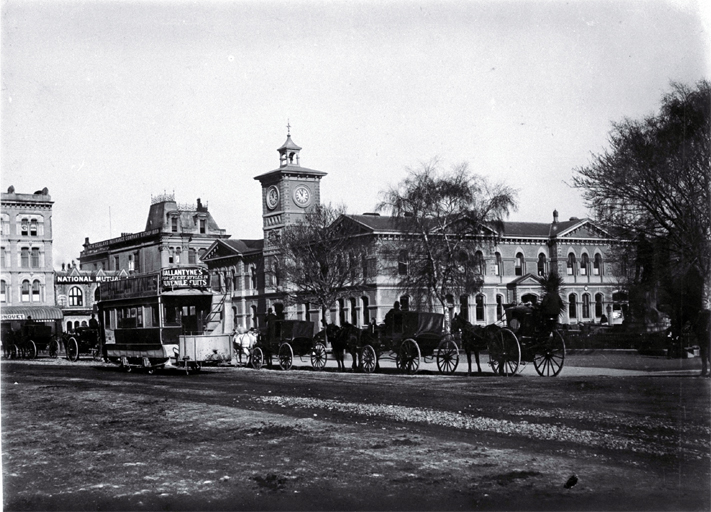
[161,267,209,291]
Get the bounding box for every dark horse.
[316,323,347,371]
[451,313,492,375]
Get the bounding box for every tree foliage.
[377,159,517,319]
[573,80,711,319]
[269,203,367,325]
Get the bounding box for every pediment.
[557,220,613,239]
[507,273,543,288]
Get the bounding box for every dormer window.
[200,219,206,234]
[171,217,178,233]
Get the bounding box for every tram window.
[150,305,158,327]
[164,305,180,326]
[104,310,112,329]
[136,307,143,327]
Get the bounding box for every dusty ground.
[1,354,710,511]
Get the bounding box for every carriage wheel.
[487,328,520,376]
[48,339,60,358]
[533,330,566,377]
[278,343,293,371]
[24,340,38,359]
[66,337,79,362]
[10,344,19,359]
[311,342,328,371]
[360,345,377,373]
[396,339,421,374]
[250,347,264,370]
[436,336,459,374]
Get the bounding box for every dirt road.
[2,358,710,511]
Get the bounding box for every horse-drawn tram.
[97,267,232,373]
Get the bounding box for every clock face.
[266,186,279,210]
[293,186,311,207]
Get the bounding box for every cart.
[62,327,104,362]
[249,319,326,371]
[2,322,60,359]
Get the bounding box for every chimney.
[553,209,559,224]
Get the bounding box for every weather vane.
[287,120,291,136]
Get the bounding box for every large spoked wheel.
[396,338,421,374]
[311,341,328,371]
[487,328,521,376]
[48,339,60,358]
[360,345,377,373]
[66,337,80,362]
[24,340,38,359]
[533,330,566,377]
[436,336,459,374]
[279,343,293,371]
[250,347,264,370]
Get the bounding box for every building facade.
[0,186,63,325]
[202,133,627,333]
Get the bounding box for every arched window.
[95,287,101,302]
[32,280,41,302]
[350,297,358,325]
[567,253,576,275]
[21,218,28,236]
[593,254,602,276]
[0,280,6,302]
[460,295,469,322]
[31,248,40,268]
[595,293,604,318]
[21,280,30,302]
[521,293,538,305]
[568,293,577,319]
[30,219,38,236]
[250,265,258,290]
[475,294,485,322]
[69,286,83,306]
[361,297,370,325]
[398,250,409,276]
[582,294,590,318]
[494,252,503,276]
[580,253,589,276]
[515,252,524,276]
[496,294,504,320]
[474,251,485,275]
[537,253,547,276]
[66,321,73,333]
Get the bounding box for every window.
[1,247,6,268]
[515,252,524,276]
[250,266,258,290]
[69,286,83,306]
[460,295,469,322]
[174,247,181,264]
[32,280,40,302]
[114,256,119,270]
[475,294,485,322]
[171,217,178,233]
[104,310,112,329]
[128,254,135,272]
[94,287,101,302]
[66,321,73,332]
[134,252,140,273]
[31,248,40,268]
[398,250,409,276]
[582,294,590,319]
[21,280,30,302]
[496,295,504,320]
[537,253,547,276]
[593,254,602,276]
[21,219,29,236]
[595,293,604,318]
[399,295,410,311]
[494,252,502,276]
[338,298,346,325]
[189,248,197,264]
[580,254,589,276]
[350,297,358,325]
[568,293,577,319]
[251,305,257,328]
[0,280,6,302]
[567,253,576,275]
[361,297,370,325]
[521,293,538,305]
[136,307,144,328]
[30,219,38,236]
[474,251,485,275]
[199,219,206,234]
[21,247,29,268]
[362,254,369,280]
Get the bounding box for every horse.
[233,328,257,365]
[336,322,366,372]
[315,323,347,371]
[451,314,489,375]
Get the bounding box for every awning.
[1,306,64,322]
[161,289,214,297]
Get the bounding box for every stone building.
[0,186,62,325]
[79,194,229,274]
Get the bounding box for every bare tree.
[269,203,368,328]
[377,159,517,326]
[573,81,711,325]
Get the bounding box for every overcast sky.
[2,0,709,267]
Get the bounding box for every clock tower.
[254,126,327,248]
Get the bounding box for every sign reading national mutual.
[161,267,210,291]
[55,275,121,284]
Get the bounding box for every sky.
[2,0,709,268]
